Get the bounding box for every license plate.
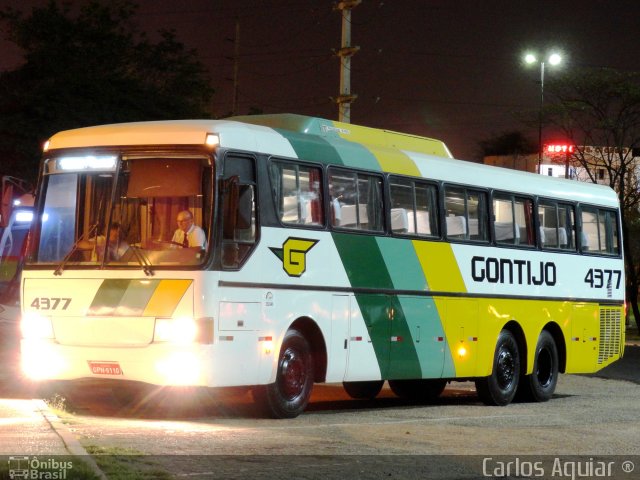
[88,361,123,376]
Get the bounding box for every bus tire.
[389,379,446,402]
[475,329,520,406]
[517,330,559,402]
[254,329,314,418]
[342,380,384,399]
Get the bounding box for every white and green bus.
[21,114,625,418]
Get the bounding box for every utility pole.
[335,0,360,123]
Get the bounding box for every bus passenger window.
[492,194,534,246]
[269,161,324,227]
[389,176,438,237]
[415,183,439,236]
[539,201,575,251]
[493,195,516,244]
[467,191,489,242]
[329,168,383,232]
[445,186,488,242]
[581,207,619,255]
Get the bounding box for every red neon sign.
[545,144,575,154]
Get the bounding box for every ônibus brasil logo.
[270,237,318,277]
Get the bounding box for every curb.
[34,399,107,480]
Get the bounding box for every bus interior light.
[15,211,34,222]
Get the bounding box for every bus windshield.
[30,154,212,269]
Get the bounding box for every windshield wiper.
[129,245,154,276]
[53,224,98,276]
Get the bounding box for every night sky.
[1,0,639,160]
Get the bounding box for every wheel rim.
[496,346,516,391]
[278,347,307,401]
[536,346,554,388]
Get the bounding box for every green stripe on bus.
[114,279,161,316]
[376,237,445,379]
[333,233,394,376]
[324,136,382,171]
[332,233,394,289]
[88,279,132,316]
[275,129,345,165]
[376,237,428,290]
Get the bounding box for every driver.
[171,210,206,249]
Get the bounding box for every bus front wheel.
[253,329,314,418]
[475,329,520,406]
[516,330,559,402]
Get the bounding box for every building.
[484,145,640,188]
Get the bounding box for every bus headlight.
[154,317,213,344]
[21,313,54,339]
[21,341,66,380]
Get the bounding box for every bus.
[20,114,625,418]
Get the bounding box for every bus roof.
[46,114,618,208]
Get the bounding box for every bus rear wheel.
[253,329,314,418]
[389,379,447,402]
[517,330,558,402]
[342,380,384,399]
[475,329,520,406]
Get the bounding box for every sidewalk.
[0,319,105,478]
[0,398,73,456]
[0,319,72,456]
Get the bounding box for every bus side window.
[444,186,488,242]
[221,155,257,269]
[269,161,324,227]
[581,206,620,256]
[492,193,534,246]
[389,176,439,237]
[539,200,576,251]
[329,168,383,232]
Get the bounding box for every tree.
[0,0,214,182]
[546,67,640,333]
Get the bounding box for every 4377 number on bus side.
[583,268,622,289]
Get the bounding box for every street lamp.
[524,52,562,174]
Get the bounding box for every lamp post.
[524,52,562,174]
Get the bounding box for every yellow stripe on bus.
[142,279,192,317]
[371,147,421,177]
[412,241,466,293]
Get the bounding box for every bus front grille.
[598,307,622,364]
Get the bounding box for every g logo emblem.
[270,237,318,277]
